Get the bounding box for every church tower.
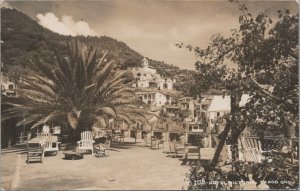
[142,57,149,68]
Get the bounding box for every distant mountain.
[1,8,143,71]
[1,8,196,95]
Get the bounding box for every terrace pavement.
[1,138,268,190]
[1,138,190,190]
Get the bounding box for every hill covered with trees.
[1,8,197,95]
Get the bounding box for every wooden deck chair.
[102,139,111,156]
[77,131,95,154]
[43,136,59,157]
[26,143,43,164]
[53,126,61,135]
[184,146,200,165]
[167,142,177,158]
[144,138,151,147]
[151,140,159,149]
[162,141,170,153]
[157,140,164,149]
[187,146,200,159]
[241,136,272,163]
[175,144,186,158]
[95,140,111,157]
[119,134,125,143]
[42,125,50,134]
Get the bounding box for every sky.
[2,0,298,70]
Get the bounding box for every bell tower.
[142,57,148,68]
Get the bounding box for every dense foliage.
[2,41,150,142]
[180,1,298,189]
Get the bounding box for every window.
[217,112,220,117]
[163,83,168,89]
[8,84,14,90]
[144,95,147,99]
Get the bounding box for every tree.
[179,1,298,189]
[2,40,149,143]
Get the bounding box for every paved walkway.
[1,140,189,190]
[1,139,269,190]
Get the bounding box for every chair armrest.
[261,149,278,153]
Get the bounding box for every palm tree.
[2,40,149,143]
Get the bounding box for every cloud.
[36,12,97,36]
[0,0,13,8]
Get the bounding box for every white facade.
[138,91,172,107]
[1,75,17,96]
[207,94,250,125]
[131,58,175,90]
[207,94,250,147]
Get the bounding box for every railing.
[244,136,289,151]
[243,136,299,159]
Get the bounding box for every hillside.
[1,8,143,71]
[1,8,196,95]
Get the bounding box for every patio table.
[63,151,85,160]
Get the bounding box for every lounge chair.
[26,143,43,164]
[77,131,95,155]
[167,142,177,158]
[175,144,186,158]
[183,146,199,165]
[42,125,50,134]
[162,141,171,153]
[241,136,277,163]
[43,136,59,157]
[53,126,61,135]
[144,138,151,147]
[95,140,111,157]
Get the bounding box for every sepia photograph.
[0,0,299,190]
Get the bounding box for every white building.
[131,58,175,90]
[1,75,17,96]
[137,90,173,107]
[207,94,250,147]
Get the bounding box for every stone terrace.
[1,139,190,190]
